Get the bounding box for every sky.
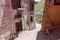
[35,0,41,2]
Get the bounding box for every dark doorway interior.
[15,20,22,33]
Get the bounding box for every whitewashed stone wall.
[21,0,35,30]
[0,0,17,40]
[0,0,35,39]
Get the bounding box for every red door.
[15,21,22,33]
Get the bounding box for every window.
[30,4,34,11]
[11,0,21,9]
[30,1,34,11]
[30,16,33,22]
[31,4,34,10]
[54,0,60,5]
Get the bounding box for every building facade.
[41,0,60,32]
[0,0,35,40]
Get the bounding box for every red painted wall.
[41,0,60,32]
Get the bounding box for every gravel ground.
[14,23,41,40]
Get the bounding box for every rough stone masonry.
[0,0,17,40]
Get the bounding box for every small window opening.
[15,20,22,33]
[54,0,60,5]
[11,0,21,9]
[30,16,33,22]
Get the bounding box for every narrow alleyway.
[14,23,60,40]
[14,23,41,40]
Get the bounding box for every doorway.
[15,20,22,33]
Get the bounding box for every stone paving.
[36,29,60,40]
[14,23,60,40]
[14,23,41,40]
